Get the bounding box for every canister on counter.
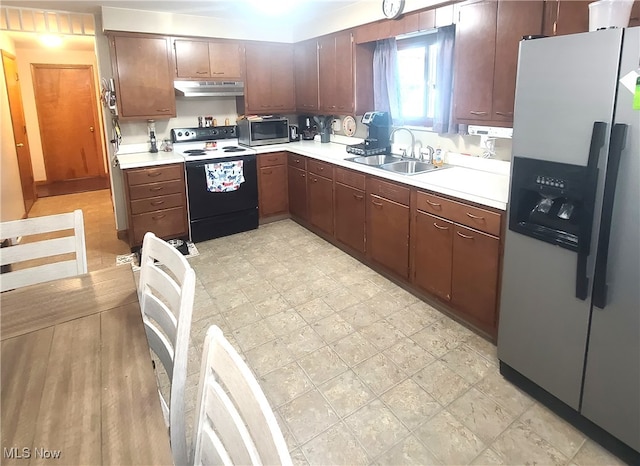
[198,116,204,127]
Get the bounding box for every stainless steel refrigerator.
[497,27,639,459]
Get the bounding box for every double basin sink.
[345,154,449,175]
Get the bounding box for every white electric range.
[170,126,258,243]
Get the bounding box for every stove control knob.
[185,131,190,137]
[177,131,183,137]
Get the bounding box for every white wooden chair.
[138,231,196,466]
[192,325,292,466]
[0,209,87,292]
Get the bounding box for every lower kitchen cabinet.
[334,182,366,254]
[414,211,453,301]
[258,152,288,220]
[366,178,410,279]
[451,224,500,332]
[307,159,334,235]
[287,165,308,221]
[123,163,188,248]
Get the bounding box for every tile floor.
[26,189,629,466]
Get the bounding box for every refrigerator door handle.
[592,123,628,309]
[575,121,607,300]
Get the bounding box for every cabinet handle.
[495,111,513,116]
[16,143,24,147]
[318,166,324,171]
[150,200,165,206]
[152,214,167,220]
[469,111,487,115]
[150,187,164,192]
[267,157,278,162]
[456,231,474,239]
[147,172,162,177]
[425,199,441,208]
[263,169,273,174]
[295,159,301,163]
[433,222,449,230]
[157,108,170,112]
[301,173,306,178]
[371,200,383,208]
[353,194,364,200]
[212,71,224,75]
[196,71,208,74]
[465,212,485,220]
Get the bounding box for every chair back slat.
[195,424,233,466]
[138,232,195,466]
[0,210,87,292]
[0,236,75,265]
[201,378,261,465]
[193,326,292,466]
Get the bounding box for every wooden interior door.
[2,51,37,213]
[32,64,105,184]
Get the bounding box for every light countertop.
[116,138,510,211]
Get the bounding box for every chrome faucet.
[390,127,416,159]
[420,145,435,163]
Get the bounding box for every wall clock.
[382,0,405,19]
[342,116,357,137]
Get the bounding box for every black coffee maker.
[298,115,316,140]
[346,111,391,156]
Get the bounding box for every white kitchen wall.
[0,33,26,221]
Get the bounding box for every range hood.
[174,80,244,97]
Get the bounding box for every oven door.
[185,155,258,220]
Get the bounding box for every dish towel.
[205,161,245,192]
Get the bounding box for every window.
[396,33,438,127]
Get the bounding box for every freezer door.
[580,27,640,452]
[497,29,623,409]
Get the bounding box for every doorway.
[31,64,108,196]
[2,50,37,214]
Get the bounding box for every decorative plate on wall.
[342,115,357,137]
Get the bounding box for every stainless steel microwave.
[237,118,290,146]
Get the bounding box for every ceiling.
[0,0,363,20]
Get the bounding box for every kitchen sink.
[380,160,450,175]
[345,155,404,166]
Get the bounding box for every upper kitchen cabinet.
[318,31,373,116]
[294,39,319,113]
[542,1,640,35]
[244,42,295,114]
[173,39,243,79]
[108,33,176,120]
[453,0,543,126]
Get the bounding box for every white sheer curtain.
[432,24,456,134]
[373,38,403,125]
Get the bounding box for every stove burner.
[222,146,246,153]
[183,149,206,156]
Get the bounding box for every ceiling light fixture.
[39,34,63,47]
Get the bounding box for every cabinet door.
[174,39,210,78]
[451,224,500,332]
[318,35,336,113]
[244,43,273,113]
[413,211,453,301]
[295,40,319,112]
[334,183,365,253]
[269,44,296,113]
[333,31,354,114]
[287,165,307,220]
[453,1,497,122]
[259,165,288,218]
[542,0,591,36]
[209,42,243,79]
[111,35,176,119]
[492,0,543,122]
[367,194,410,279]
[308,174,334,235]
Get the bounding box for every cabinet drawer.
[129,180,185,200]
[130,193,185,215]
[126,164,183,186]
[288,154,307,169]
[258,152,287,168]
[308,159,334,179]
[366,177,410,206]
[416,191,501,236]
[335,167,365,190]
[131,207,187,245]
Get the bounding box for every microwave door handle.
[592,123,628,309]
[576,121,607,300]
